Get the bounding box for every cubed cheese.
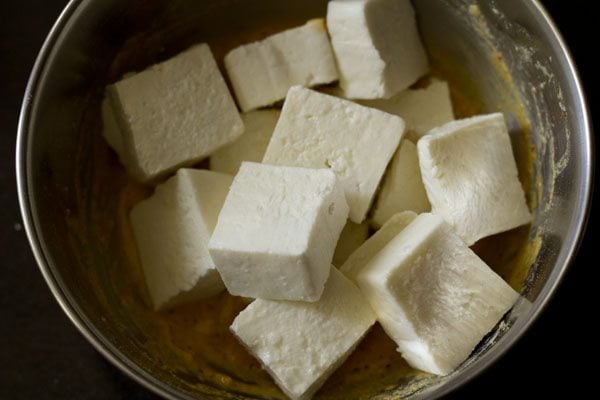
[225,19,339,112]
[263,86,404,223]
[101,72,135,162]
[332,221,369,267]
[231,267,376,400]
[208,162,349,302]
[101,73,136,161]
[327,0,429,99]
[108,44,244,182]
[371,140,431,228]
[418,113,531,245]
[130,169,232,310]
[356,213,519,375]
[210,110,280,175]
[361,80,455,140]
[341,211,416,281]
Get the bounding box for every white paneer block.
[208,162,349,302]
[263,86,404,223]
[108,44,244,182]
[418,113,531,245]
[225,19,339,112]
[361,80,455,140]
[101,73,136,162]
[356,213,519,375]
[372,140,430,228]
[210,110,280,175]
[231,267,376,400]
[341,211,416,281]
[130,169,232,310]
[327,0,429,99]
[332,221,369,267]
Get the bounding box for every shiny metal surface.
[17,0,592,399]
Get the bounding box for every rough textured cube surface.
[108,44,244,182]
[341,211,416,281]
[209,162,349,302]
[225,19,339,112]
[361,80,455,140]
[327,0,429,99]
[231,267,376,400]
[263,86,404,223]
[130,169,232,310]
[210,110,280,175]
[356,213,519,375]
[372,140,431,228]
[418,113,531,245]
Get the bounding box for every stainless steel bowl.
[17,0,593,399]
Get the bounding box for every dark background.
[1,1,595,398]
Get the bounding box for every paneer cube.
[327,0,429,99]
[225,19,339,112]
[371,140,431,228]
[210,110,280,175]
[361,80,455,140]
[208,162,349,302]
[341,211,416,281]
[263,86,404,223]
[356,213,519,375]
[231,267,376,400]
[101,72,136,163]
[332,221,370,267]
[108,44,244,182]
[130,169,232,310]
[418,113,531,245]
